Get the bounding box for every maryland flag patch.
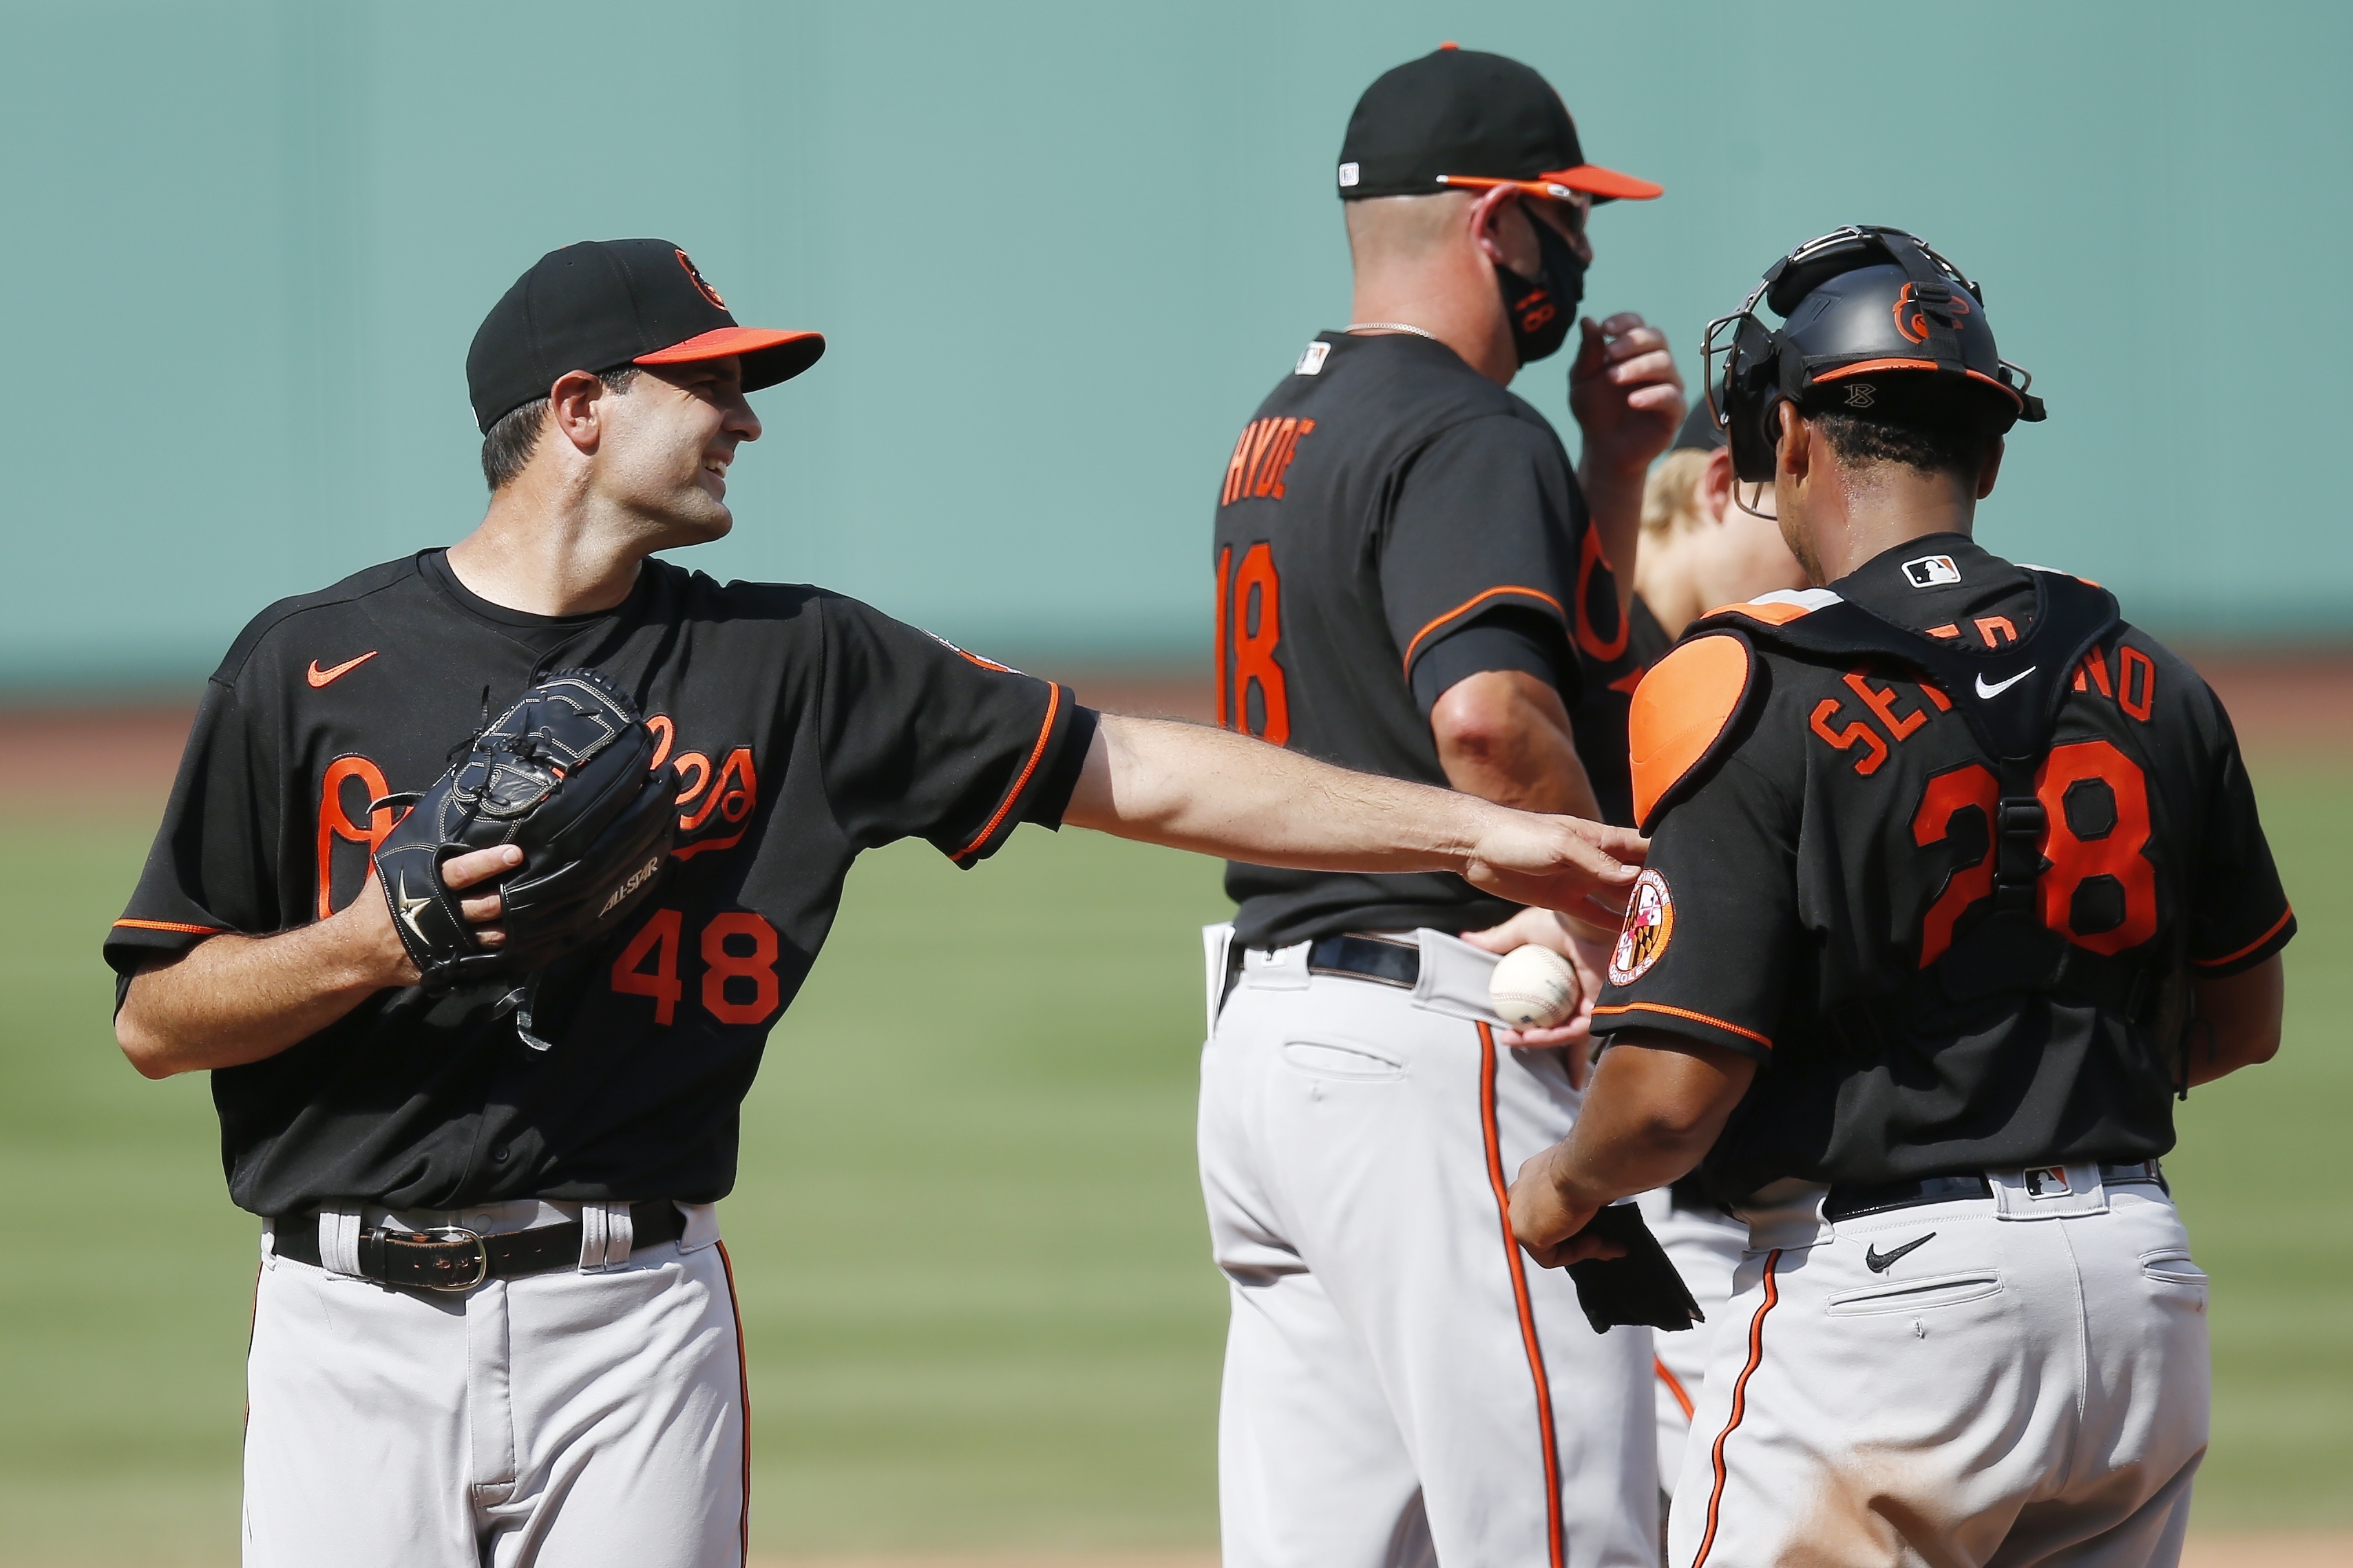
[1607,869,1675,986]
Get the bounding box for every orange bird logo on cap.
[675,249,727,310]
[1892,282,1970,346]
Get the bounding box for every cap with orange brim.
[467,238,827,433]
[1336,45,1660,205]
[635,326,826,385]
[1436,165,1663,205]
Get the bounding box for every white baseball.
[1488,943,1581,1030]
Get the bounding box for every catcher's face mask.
[1699,225,2046,488]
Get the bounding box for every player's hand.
[1568,312,1683,477]
[1509,1143,1627,1269]
[337,845,520,986]
[1461,812,1644,931]
[439,845,520,947]
[1461,906,1618,1083]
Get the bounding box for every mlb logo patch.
[1337,161,1360,188]
[1296,341,1331,376]
[1902,555,1962,589]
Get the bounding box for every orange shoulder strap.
[1629,633,1756,831]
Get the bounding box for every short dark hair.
[1811,399,1997,485]
[478,365,642,491]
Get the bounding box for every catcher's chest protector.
[1675,574,2188,1050]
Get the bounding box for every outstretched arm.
[1060,712,1644,919]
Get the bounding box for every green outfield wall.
[2,0,2345,688]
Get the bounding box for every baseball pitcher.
[104,239,1645,1568]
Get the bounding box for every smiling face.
[591,357,762,545]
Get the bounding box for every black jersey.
[104,550,1094,1217]
[1590,536,2292,1200]
[1210,331,1640,947]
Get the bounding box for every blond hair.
[1641,447,1711,536]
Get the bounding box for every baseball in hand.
[1489,943,1581,1030]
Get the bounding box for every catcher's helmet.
[1702,226,2046,484]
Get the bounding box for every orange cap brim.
[1537,164,1663,202]
[1811,359,2027,412]
[635,326,827,390]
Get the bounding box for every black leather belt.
[1824,1160,2167,1222]
[1220,931,1422,1013]
[272,1200,685,1292]
[1309,933,1421,988]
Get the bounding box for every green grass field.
[0,759,2345,1562]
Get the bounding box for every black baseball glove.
[1565,1203,1706,1334]
[372,668,678,1011]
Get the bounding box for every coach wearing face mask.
[1198,45,1685,1568]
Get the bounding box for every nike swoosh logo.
[1974,666,2034,699]
[307,651,379,688]
[1865,1232,1937,1273]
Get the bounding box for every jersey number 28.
[1911,739,2158,966]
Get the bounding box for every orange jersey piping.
[1693,1249,1781,1567]
[2193,905,2294,969]
[1593,1002,1772,1050]
[112,918,224,935]
[1400,586,1566,675]
[1655,1355,1696,1421]
[717,1240,752,1565]
[1477,1021,1567,1568]
[951,683,1062,862]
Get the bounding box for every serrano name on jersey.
[1590,534,2292,1201]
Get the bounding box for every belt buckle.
[419,1226,489,1292]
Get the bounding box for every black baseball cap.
[466,239,825,432]
[1674,398,1728,452]
[1336,45,1660,204]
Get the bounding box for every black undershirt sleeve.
[1590,749,1799,1063]
[1378,414,1583,708]
[2185,688,2295,975]
[1407,608,1570,716]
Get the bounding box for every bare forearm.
[1067,714,1501,873]
[1556,1037,1747,1194]
[1510,1033,1751,1267]
[118,912,397,1078]
[1431,669,1603,819]
[2184,956,2284,1086]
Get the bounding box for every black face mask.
[1495,210,1587,365]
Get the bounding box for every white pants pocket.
[1826,1270,2004,1317]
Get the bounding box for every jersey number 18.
[1215,544,1289,745]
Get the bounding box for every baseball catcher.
[1509,224,2291,1567]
